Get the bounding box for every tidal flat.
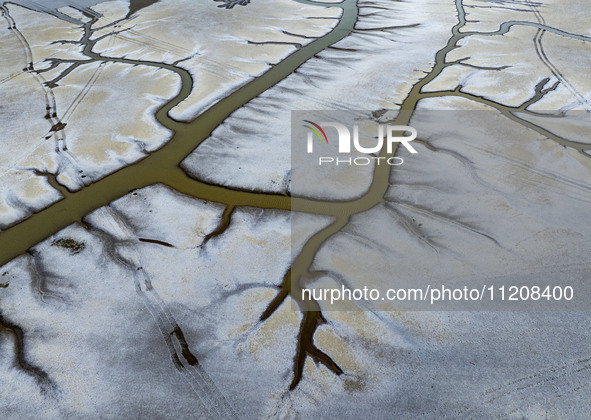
[1,0,591,418]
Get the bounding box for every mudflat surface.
[1,0,590,418]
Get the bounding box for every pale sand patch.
[51,61,179,188]
[8,4,87,62]
[90,0,341,121]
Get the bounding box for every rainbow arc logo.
[303,120,328,144]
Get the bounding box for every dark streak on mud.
[172,326,199,366]
[214,0,251,9]
[0,313,55,394]
[200,205,234,248]
[138,237,174,247]
[127,0,160,19]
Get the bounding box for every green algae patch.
[51,238,86,255]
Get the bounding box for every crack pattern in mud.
[0,0,590,406]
